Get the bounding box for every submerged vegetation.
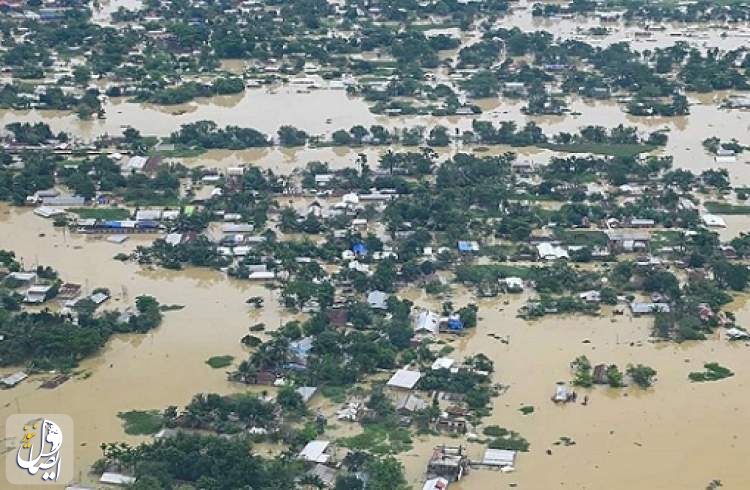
[688,363,735,383]
[0,286,164,370]
[117,410,164,435]
[3,0,750,487]
[205,355,234,369]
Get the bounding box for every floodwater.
[2,88,750,183]
[0,205,286,486]
[173,143,554,174]
[398,287,750,490]
[2,6,750,489]
[506,0,750,52]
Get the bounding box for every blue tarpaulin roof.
[352,243,367,255]
[457,241,478,252]
[447,318,464,330]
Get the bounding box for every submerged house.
[1,371,28,388]
[482,448,517,468]
[629,302,671,316]
[414,310,440,336]
[427,445,470,482]
[23,284,53,304]
[387,368,422,390]
[440,315,464,334]
[423,477,450,490]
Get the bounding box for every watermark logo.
[5,414,73,486]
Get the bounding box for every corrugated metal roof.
[298,440,331,463]
[387,369,422,390]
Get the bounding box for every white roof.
[554,384,569,401]
[579,290,601,300]
[135,209,162,221]
[483,448,516,467]
[298,440,331,463]
[715,155,737,164]
[367,290,388,309]
[107,235,129,244]
[9,272,36,281]
[165,233,182,246]
[162,209,180,220]
[726,327,750,340]
[537,242,569,260]
[414,310,440,335]
[431,357,455,370]
[701,214,727,228]
[387,368,422,390]
[125,156,148,171]
[248,271,275,280]
[90,292,109,304]
[0,371,28,386]
[99,473,136,485]
[222,223,254,233]
[233,246,252,256]
[296,386,317,403]
[503,277,524,289]
[34,206,65,218]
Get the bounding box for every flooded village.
[3,0,750,489]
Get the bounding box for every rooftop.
[387,368,422,390]
[298,440,331,463]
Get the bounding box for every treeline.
[167,120,667,151]
[97,432,408,490]
[0,84,103,118]
[129,77,245,105]
[0,295,163,370]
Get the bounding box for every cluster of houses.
[0,268,83,306]
[0,268,115,391]
[423,444,517,490]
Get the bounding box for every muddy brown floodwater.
[3,88,750,184]
[3,7,750,487]
[397,286,750,490]
[0,205,289,486]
